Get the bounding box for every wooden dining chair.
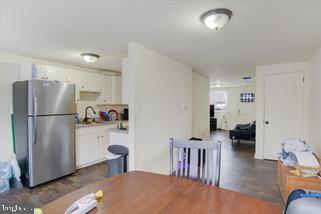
[169,138,221,186]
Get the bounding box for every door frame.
[255,62,309,159]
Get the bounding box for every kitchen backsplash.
[76,102,128,119]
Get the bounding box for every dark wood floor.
[0,161,109,208]
[211,130,283,206]
[0,130,283,208]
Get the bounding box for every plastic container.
[0,162,12,193]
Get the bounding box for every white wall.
[128,43,192,175]
[0,63,20,161]
[192,71,210,139]
[308,47,321,154]
[212,85,256,130]
[255,62,309,159]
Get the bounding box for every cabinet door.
[112,75,122,104]
[69,70,103,92]
[68,69,82,103]
[45,65,68,82]
[103,75,112,104]
[100,126,110,158]
[76,128,101,167]
[81,72,103,92]
[19,63,47,80]
[19,63,32,80]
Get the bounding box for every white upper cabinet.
[69,70,103,93]
[18,63,121,104]
[45,65,68,82]
[97,74,122,104]
[19,63,32,80]
[81,72,103,93]
[19,63,68,82]
[19,63,47,80]
[102,75,113,104]
[121,58,129,104]
[112,75,122,104]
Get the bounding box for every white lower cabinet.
[100,124,118,158]
[76,124,117,169]
[100,125,110,159]
[76,126,101,168]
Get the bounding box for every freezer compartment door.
[28,115,75,187]
[28,80,75,116]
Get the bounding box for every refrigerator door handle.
[33,97,38,144]
[33,117,37,144]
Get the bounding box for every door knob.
[265,121,269,125]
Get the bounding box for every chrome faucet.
[84,106,96,123]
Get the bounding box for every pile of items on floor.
[0,155,22,193]
[280,138,321,178]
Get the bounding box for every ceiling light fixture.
[81,53,100,63]
[214,83,222,87]
[200,8,233,31]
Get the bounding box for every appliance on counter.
[123,108,128,121]
[210,105,215,118]
[210,105,217,131]
[13,80,76,188]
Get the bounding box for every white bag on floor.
[9,154,21,181]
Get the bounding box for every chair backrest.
[169,139,221,186]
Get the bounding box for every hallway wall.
[212,85,256,130]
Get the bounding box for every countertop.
[109,128,129,134]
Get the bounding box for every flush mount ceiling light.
[214,83,222,87]
[200,8,233,31]
[81,53,100,63]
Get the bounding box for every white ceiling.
[1,1,321,86]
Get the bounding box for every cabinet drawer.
[76,127,100,136]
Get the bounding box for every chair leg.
[231,138,235,146]
[237,140,240,146]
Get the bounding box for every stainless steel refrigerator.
[13,80,76,188]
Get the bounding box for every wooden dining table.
[43,171,282,214]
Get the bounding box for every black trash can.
[107,145,129,177]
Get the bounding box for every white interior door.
[263,71,304,160]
